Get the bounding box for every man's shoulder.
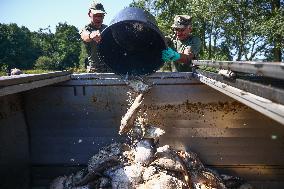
[81,23,108,32]
[101,24,108,29]
[188,35,201,43]
[84,23,93,30]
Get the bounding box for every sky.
[0,0,134,33]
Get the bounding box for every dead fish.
[72,143,130,187]
[98,177,112,188]
[137,172,187,189]
[142,124,165,139]
[125,78,151,93]
[129,124,165,141]
[151,149,185,173]
[178,150,205,172]
[50,169,93,189]
[153,145,192,188]
[220,174,250,189]
[104,164,144,189]
[119,93,145,135]
[192,168,226,189]
[142,166,158,181]
[134,138,156,165]
[50,176,66,189]
[238,183,254,189]
[10,68,23,75]
[88,143,130,173]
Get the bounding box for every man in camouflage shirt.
[80,2,111,72]
[162,15,201,72]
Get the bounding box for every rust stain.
[136,100,248,126]
[141,100,246,114]
[92,96,97,103]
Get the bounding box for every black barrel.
[98,7,167,76]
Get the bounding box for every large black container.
[98,7,167,76]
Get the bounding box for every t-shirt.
[167,35,201,72]
[80,23,111,72]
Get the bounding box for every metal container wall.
[1,73,284,188]
[0,94,30,189]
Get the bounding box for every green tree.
[131,0,283,61]
[53,22,81,70]
[33,23,81,70]
[0,23,40,71]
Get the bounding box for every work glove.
[162,47,181,62]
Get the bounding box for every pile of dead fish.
[50,79,253,189]
[50,124,252,189]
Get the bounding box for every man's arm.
[80,29,102,43]
[176,37,201,64]
[162,48,193,64]
[80,29,92,42]
[176,50,194,64]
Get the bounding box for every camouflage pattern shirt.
[167,35,201,72]
[80,23,112,72]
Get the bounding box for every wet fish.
[137,172,187,189]
[125,78,151,93]
[177,150,205,172]
[152,145,193,188]
[50,176,66,189]
[134,138,156,165]
[142,124,165,139]
[104,164,144,189]
[119,93,145,135]
[191,168,226,189]
[88,143,130,173]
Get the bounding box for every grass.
[198,65,219,73]
[0,68,89,77]
[0,71,7,76]
[24,69,56,74]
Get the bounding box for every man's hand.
[90,30,102,43]
[162,47,181,62]
[183,47,194,60]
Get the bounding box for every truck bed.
[1,72,284,189]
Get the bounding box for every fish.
[137,172,188,189]
[134,138,156,165]
[119,93,145,135]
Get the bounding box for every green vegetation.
[130,0,283,62]
[0,1,283,75]
[0,22,86,74]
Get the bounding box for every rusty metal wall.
[23,74,284,188]
[0,94,30,189]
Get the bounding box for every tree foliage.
[0,23,39,71]
[131,0,283,61]
[0,22,81,73]
[0,1,283,74]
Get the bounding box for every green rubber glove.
[162,47,181,62]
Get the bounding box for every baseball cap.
[89,2,106,14]
[171,15,192,28]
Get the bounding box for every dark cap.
[89,2,106,14]
[171,15,192,28]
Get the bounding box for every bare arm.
[81,30,92,42]
[80,30,102,43]
[176,47,194,64]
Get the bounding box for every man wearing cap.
[80,2,111,72]
[162,15,201,72]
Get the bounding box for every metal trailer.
[0,67,284,189]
